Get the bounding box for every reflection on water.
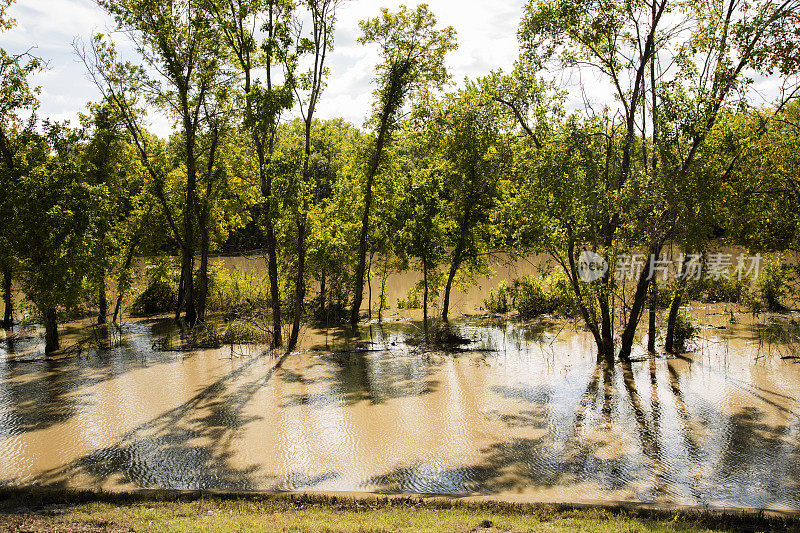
[1,313,800,510]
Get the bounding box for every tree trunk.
[266,225,282,347]
[197,223,210,322]
[422,257,429,344]
[598,335,615,365]
[367,253,373,320]
[44,307,59,354]
[562,239,609,363]
[665,283,684,353]
[318,265,327,318]
[442,200,474,321]
[97,273,107,325]
[378,260,388,321]
[351,94,400,326]
[647,278,657,352]
[182,236,196,328]
[619,243,664,360]
[182,102,198,326]
[2,266,12,329]
[257,141,283,347]
[441,247,464,321]
[351,163,377,325]
[599,284,614,362]
[112,249,136,324]
[288,219,306,352]
[665,255,689,353]
[175,260,186,321]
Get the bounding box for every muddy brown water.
[208,254,553,317]
[1,302,800,510]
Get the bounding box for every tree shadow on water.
[307,349,442,407]
[367,358,800,508]
[0,320,209,437]
[25,353,293,491]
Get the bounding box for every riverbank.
[1,488,798,532]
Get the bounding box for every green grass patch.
[1,487,797,532]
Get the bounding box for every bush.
[513,276,553,318]
[482,281,512,314]
[130,260,179,316]
[131,263,273,319]
[547,274,578,317]
[685,275,750,304]
[397,287,421,309]
[672,313,698,352]
[397,272,444,310]
[220,319,268,344]
[206,266,271,319]
[482,274,576,319]
[753,259,791,312]
[654,282,675,308]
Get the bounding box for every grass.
[0,488,798,532]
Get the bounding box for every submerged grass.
[0,488,797,532]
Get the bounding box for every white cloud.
[3,0,525,136]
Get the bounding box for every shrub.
[482,273,577,319]
[220,319,268,344]
[482,281,512,314]
[130,259,179,316]
[513,276,553,318]
[754,259,791,312]
[397,273,444,310]
[206,266,271,319]
[685,275,750,304]
[653,282,675,308]
[397,286,421,309]
[547,274,578,317]
[672,313,698,352]
[131,263,273,319]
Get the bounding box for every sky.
[1,0,527,137]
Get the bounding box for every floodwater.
[1,306,800,510]
[209,254,552,316]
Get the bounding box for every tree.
[513,0,800,361]
[350,4,456,325]
[204,0,295,347]
[303,118,365,322]
[423,87,513,321]
[80,102,145,324]
[723,102,800,253]
[87,0,233,325]
[285,0,344,351]
[14,124,110,353]
[394,142,446,341]
[0,0,42,329]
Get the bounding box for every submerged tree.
[0,0,42,329]
[204,0,295,347]
[87,0,233,325]
[81,102,145,325]
[350,4,456,325]
[393,137,446,341]
[426,87,513,320]
[284,0,344,351]
[14,125,110,353]
[512,0,800,361]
